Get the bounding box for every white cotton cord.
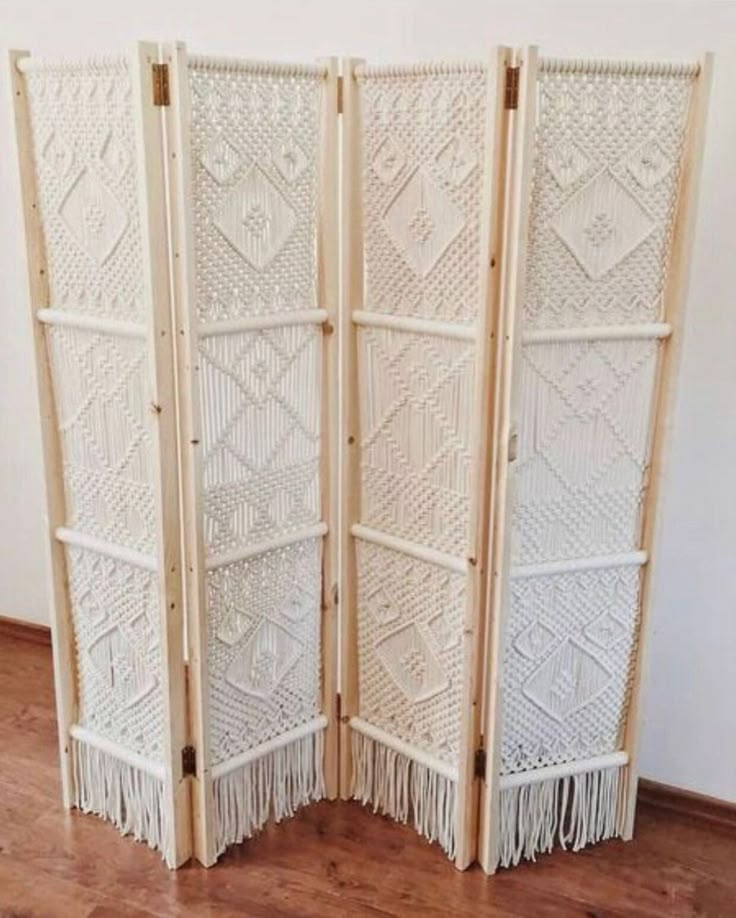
[351,730,457,860]
[497,764,625,868]
[72,736,170,860]
[213,728,325,858]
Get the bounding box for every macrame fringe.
[351,730,456,859]
[213,728,325,857]
[72,737,169,858]
[497,764,626,868]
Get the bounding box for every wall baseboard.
[638,778,736,832]
[0,614,52,646]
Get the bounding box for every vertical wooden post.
[129,41,191,869]
[317,57,341,800]
[453,45,514,872]
[621,53,714,840]
[338,57,365,799]
[7,48,77,809]
[478,45,539,875]
[162,40,217,868]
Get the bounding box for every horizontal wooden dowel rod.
[539,57,698,78]
[188,55,327,79]
[55,527,157,571]
[16,54,127,74]
[350,717,459,783]
[206,522,328,571]
[352,310,476,342]
[356,61,486,80]
[211,716,328,779]
[499,751,629,790]
[522,323,672,345]
[198,309,328,338]
[37,309,146,339]
[351,523,467,574]
[511,551,648,580]
[70,724,166,781]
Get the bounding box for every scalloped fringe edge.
[350,730,456,859]
[213,728,325,858]
[497,764,626,868]
[72,737,169,860]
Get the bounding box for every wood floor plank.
[1,633,735,917]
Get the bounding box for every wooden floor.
[2,634,735,918]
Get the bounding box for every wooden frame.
[337,55,365,800]
[8,48,78,810]
[478,48,711,873]
[478,45,538,875]
[8,42,192,868]
[166,42,341,866]
[337,49,515,870]
[621,53,714,838]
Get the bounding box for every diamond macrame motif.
[43,130,74,178]
[624,140,673,188]
[372,137,406,185]
[214,165,296,269]
[217,608,252,646]
[100,130,130,181]
[523,638,611,723]
[201,135,243,184]
[225,618,303,699]
[365,583,400,627]
[514,619,556,661]
[384,167,464,278]
[584,611,629,649]
[552,170,655,279]
[376,622,449,704]
[59,168,128,264]
[272,136,308,184]
[88,624,157,709]
[546,141,590,188]
[435,134,476,186]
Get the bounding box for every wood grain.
[1,633,735,916]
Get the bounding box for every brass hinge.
[152,63,170,107]
[337,75,344,115]
[182,745,196,777]
[474,746,487,779]
[504,66,520,110]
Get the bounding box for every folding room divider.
[9,42,711,872]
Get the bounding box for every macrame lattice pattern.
[358,326,474,555]
[502,62,696,778]
[356,540,465,765]
[187,59,326,772]
[360,65,487,324]
[24,59,145,320]
[512,338,659,565]
[198,325,321,556]
[188,60,323,322]
[207,538,322,766]
[355,65,489,786]
[525,65,693,329]
[501,565,641,774]
[47,325,156,554]
[67,544,165,759]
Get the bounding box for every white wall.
[1,0,734,802]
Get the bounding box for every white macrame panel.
[185,56,327,854]
[495,58,698,867]
[351,63,490,858]
[21,55,173,857]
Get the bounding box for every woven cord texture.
[355,66,488,770]
[188,60,325,767]
[25,58,165,763]
[501,61,696,776]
